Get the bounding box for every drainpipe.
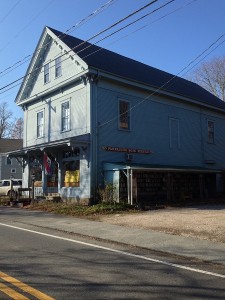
[130,168,133,205]
[127,167,131,204]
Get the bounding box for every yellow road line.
[0,271,55,300]
[0,282,29,300]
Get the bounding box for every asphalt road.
[0,209,225,299]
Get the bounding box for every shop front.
[103,163,224,207]
[8,136,91,203]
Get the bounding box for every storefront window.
[63,160,80,187]
[46,161,58,187]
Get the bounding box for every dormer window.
[55,56,62,78]
[44,63,50,84]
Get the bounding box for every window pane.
[55,56,62,77]
[207,120,214,143]
[119,100,130,129]
[44,63,50,83]
[6,157,12,165]
[37,111,44,137]
[62,102,70,131]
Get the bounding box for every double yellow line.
[0,271,55,300]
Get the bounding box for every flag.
[44,152,52,175]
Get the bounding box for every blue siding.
[96,82,225,174]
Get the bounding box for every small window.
[169,117,180,149]
[61,101,70,131]
[55,56,62,78]
[6,157,12,165]
[44,63,50,83]
[11,168,16,174]
[207,120,214,144]
[119,100,130,130]
[37,111,44,138]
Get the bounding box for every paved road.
[0,207,225,299]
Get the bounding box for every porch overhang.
[103,162,223,174]
[7,134,90,158]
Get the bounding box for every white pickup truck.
[0,179,22,197]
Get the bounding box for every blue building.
[10,26,225,205]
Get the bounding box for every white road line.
[0,222,225,279]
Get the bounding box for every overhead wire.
[0,0,161,93]
[0,0,116,77]
[0,0,55,53]
[3,0,222,125]
[75,0,176,57]
[98,30,225,128]
[21,0,225,143]
[0,0,22,25]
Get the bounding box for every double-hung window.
[6,157,12,165]
[44,63,50,84]
[169,117,180,149]
[207,120,215,144]
[37,111,44,138]
[61,101,70,131]
[119,100,130,130]
[55,56,62,78]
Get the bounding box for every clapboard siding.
[95,80,225,171]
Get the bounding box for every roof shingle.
[48,27,225,111]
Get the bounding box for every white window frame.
[207,120,215,144]
[61,101,70,132]
[11,168,16,174]
[37,111,44,138]
[44,62,50,84]
[55,56,62,78]
[118,99,130,130]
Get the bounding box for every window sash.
[44,63,50,83]
[55,57,62,77]
[207,120,214,143]
[37,111,44,137]
[119,100,130,130]
[6,157,12,165]
[62,102,70,131]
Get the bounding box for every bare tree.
[0,102,13,138]
[11,117,23,139]
[189,56,225,101]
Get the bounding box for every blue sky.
[0,0,225,118]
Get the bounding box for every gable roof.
[0,139,23,154]
[47,27,225,111]
[48,27,225,111]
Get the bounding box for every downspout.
[130,168,133,205]
[127,167,131,204]
[90,74,98,203]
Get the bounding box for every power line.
[0,0,55,54]
[98,30,225,128]
[76,0,176,57]
[0,0,160,93]
[0,0,22,25]
[0,0,116,77]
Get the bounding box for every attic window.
[55,56,62,78]
[44,63,50,84]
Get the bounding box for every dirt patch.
[97,204,225,243]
